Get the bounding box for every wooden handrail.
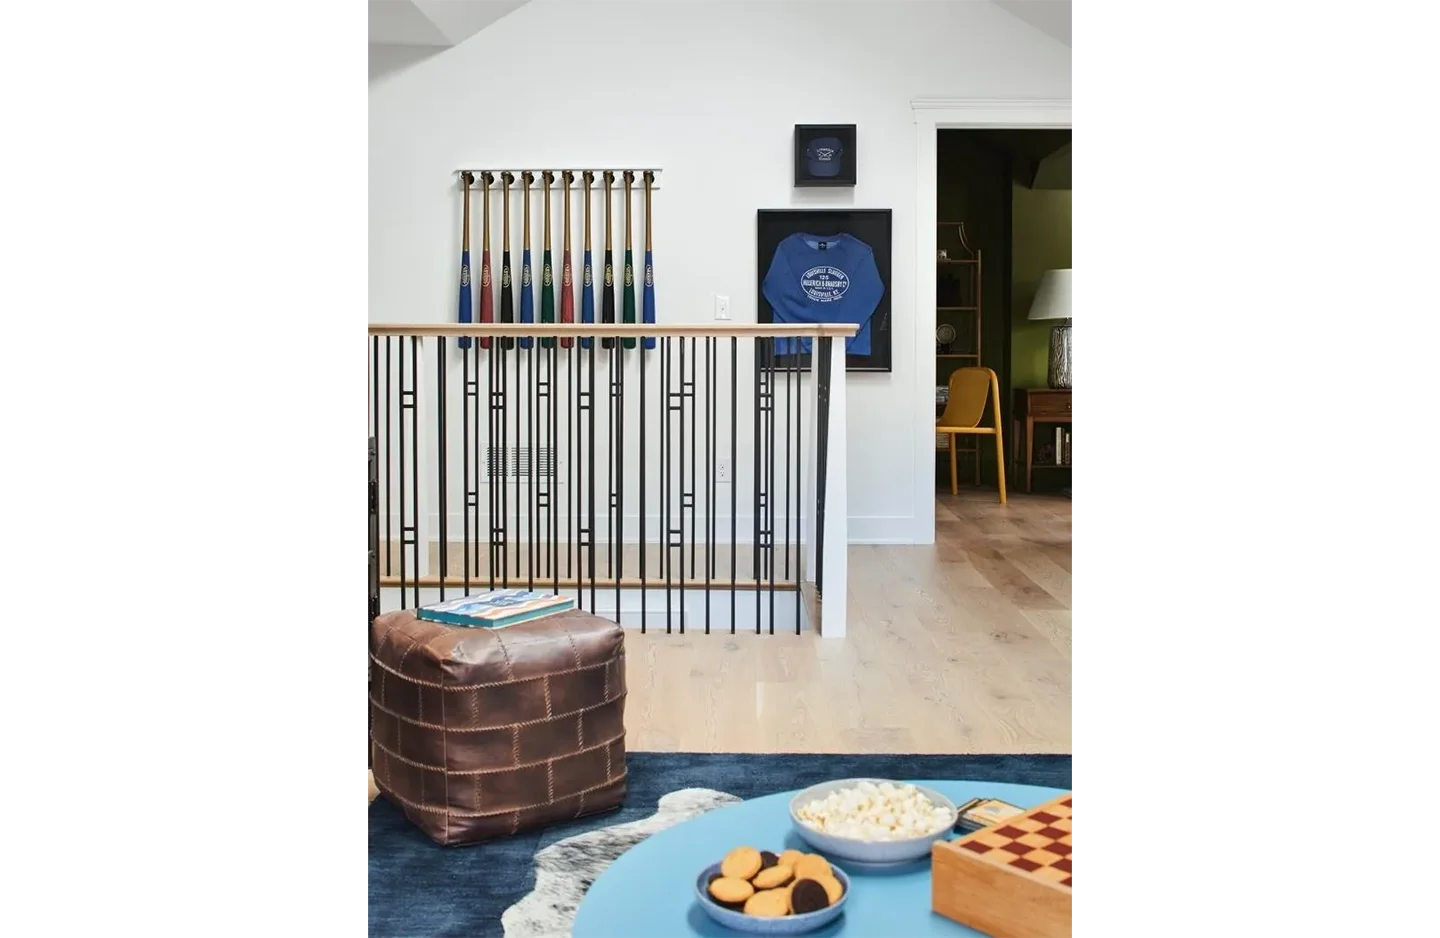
[368,322,858,338]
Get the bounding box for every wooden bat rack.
[456,168,664,189]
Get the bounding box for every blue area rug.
[369,751,1071,938]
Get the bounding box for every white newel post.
[817,338,847,638]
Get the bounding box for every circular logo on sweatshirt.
[801,265,849,302]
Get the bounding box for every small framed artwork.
[794,124,856,187]
[756,208,892,373]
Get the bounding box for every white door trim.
[909,97,1071,544]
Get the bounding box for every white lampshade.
[1027,269,1072,321]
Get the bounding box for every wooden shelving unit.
[935,223,983,474]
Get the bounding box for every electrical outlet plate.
[716,459,731,482]
[714,294,731,320]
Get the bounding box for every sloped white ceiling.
[369,0,530,47]
[991,0,1071,47]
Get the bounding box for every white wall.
[369,0,1070,544]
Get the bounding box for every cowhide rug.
[500,787,741,938]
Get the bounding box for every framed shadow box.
[756,208,891,373]
[794,124,856,187]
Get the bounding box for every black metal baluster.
[639,327,647,633]
[752,338,762,634]
[501,338,511,587]
[704,336,713,634]
[729,337,737,635]
[677,336,686,634]
[550,344,559,595]
[438,336,448,602]
[385,337,392,578]
[814,336,833,597]
[613,342,624,625]
[527,342,536,591]
[462,339,470,595]
[569,342,576,584]
[586,337,597,613]
[662,336,672,633]
[767,340,776,635]
[488,342,497,590]
[410,337,420,609]
[689,335,697,581]
[398,337,407,606]
[794,355,803,634]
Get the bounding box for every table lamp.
[1028,268,1072,389]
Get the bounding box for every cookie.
[789,878,831,915]
[752,863,793,890]
[758,850,779,870]
[793,853,832,882]
[720,846,763,881]
[743,888,790,918]
[777,848,805,867]
[813,873,844,904]
[708,875,754,907]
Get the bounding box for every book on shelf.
[1054,427,1063,466]
[1063,430,1071,466]
[416,589,574,629]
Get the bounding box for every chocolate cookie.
[788,878,831,915]
[813,873,844,904]
[720,846,763,881]
[743,888,790,918]
[758,850,779,870]
[752,863,793,890]
[708,874,754,908]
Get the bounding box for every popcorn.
[795,781,953,841]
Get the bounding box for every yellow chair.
[936,367,1007,503]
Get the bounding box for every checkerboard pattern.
[953,795,1072,888]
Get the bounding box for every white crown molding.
[909,96,1071,111]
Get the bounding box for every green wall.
[1010,185,1071,391]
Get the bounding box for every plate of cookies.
[696,846,849,934]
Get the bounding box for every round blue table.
[572,780,1066,937]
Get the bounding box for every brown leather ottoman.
[369,608,627,846]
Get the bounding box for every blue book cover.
[416,589,573,628]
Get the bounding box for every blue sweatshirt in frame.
[762,232,885,356]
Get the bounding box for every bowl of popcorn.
[789,778,958,865]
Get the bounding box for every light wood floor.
[623,490,1071,755]
[368,490,1069,800]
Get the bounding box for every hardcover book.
[416,589,574,629]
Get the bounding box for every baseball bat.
[601,171,616,350]
[500,172,515,351]
[479,172,495,350]
[642,170,656,351]
[540,171,556,350]
[519,171,535,350]
[559,171,575,349]
[621,171,637,350]
[581,171,595,350]
[458,172,474,350]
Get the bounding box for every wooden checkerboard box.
[931,793,1072,937]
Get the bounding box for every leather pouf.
[369,608,628,846]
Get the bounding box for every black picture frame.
[794,124,856,187]
[756,208,892,373]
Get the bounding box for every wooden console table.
[1013,388,1071,493]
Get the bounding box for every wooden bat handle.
[481,172,492,250]
[623,172,632,249]
[461,172,472,250]
[583,173,592,251]
[521,172,532,239]
[501,172,512,248]
[542,172,551,248]
[644,172,653,251]
[603,172,612,249]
